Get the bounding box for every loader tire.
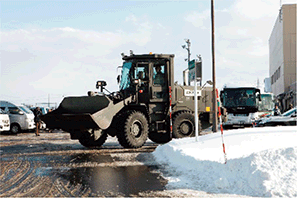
[172,112,201,138]
[78,131,107,147]
[117,111,148,148]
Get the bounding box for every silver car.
[258,107,296,127]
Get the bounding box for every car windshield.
[282,108,296,117]
[19,106,33,114]
[119,62,132,90]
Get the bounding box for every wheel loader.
[41,53,225,148]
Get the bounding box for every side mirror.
[291,114,296,117]
[19,111,24,115]
[256,89,261,101]
[96,81,107,92]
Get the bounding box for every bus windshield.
[259,94,274,111]
[222,89,257,107]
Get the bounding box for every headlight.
[26,118,33,122]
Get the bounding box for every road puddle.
[31,153,166,196]
[56,165,166,196]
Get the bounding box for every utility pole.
[211,0,218,132]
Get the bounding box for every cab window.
[134,63,148,81]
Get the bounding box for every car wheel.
[10,124,21,134]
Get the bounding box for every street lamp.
[182,39,191,65]
[202,80,213,88]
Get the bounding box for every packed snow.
[152,126,297,197]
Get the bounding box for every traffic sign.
[188,60,202,82]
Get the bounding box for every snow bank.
[153,126,297,197]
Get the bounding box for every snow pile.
[153,126,297,197]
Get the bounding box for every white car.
[0,109,10,132]
[258,107,297,127]
[0,101,35,134]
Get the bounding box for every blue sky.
[1,0,296,106]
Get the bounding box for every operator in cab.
[153,65,165,85]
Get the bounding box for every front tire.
[117,111,148,148]
[10,124,21,134]
[78,131,107,147]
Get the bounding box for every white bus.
[220,87,261,129]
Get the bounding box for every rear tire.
[173,112,201,138]
[117,111,148,148]
[78,131,107,147]
[10,124,21,134]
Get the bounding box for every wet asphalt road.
[0,130,168,197]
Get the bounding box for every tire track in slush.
[0,158,88,197]
[0,160,34,197]
[0,160,30,190]
[0,159,71,197]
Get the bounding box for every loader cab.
[119,61,150,101]
[119,54,174,104]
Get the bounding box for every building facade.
[269,4,296,112]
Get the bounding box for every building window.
[271,66,281,85]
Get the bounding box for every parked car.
[0,101,35,134]
[257,107,296,127]
[0,108,10,132]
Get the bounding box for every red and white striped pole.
[169,86,173,139]
[216,89,227,164]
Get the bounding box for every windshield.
[119,62,132,90]
[19,106,33,114]
[259,94,274,111]
[222,89,257,107]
